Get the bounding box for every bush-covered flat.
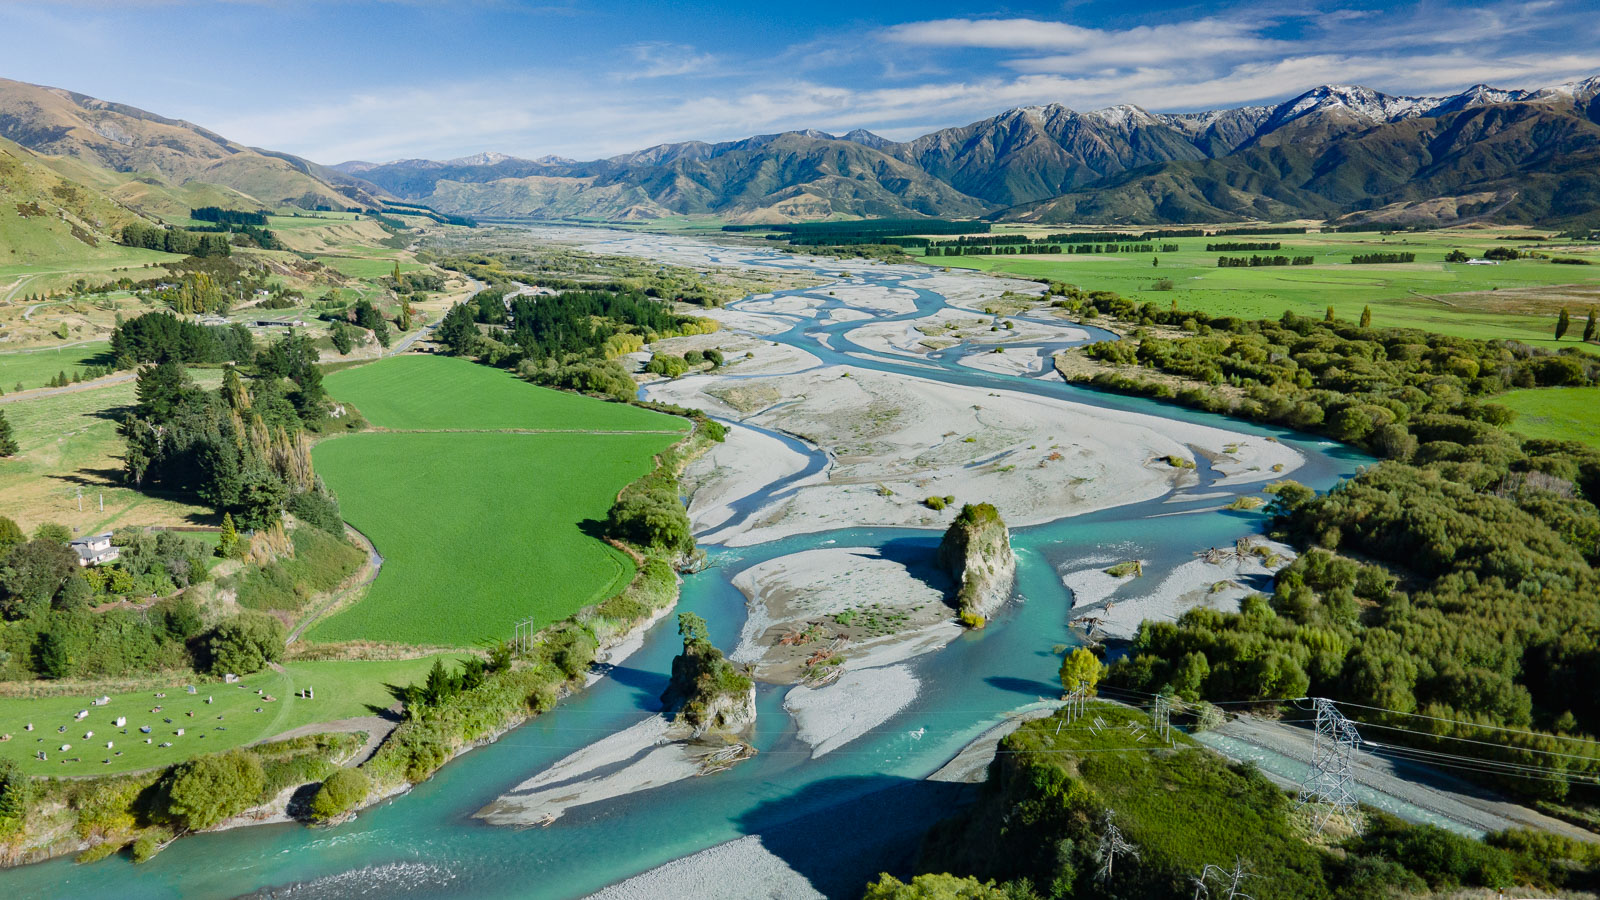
[923,229,1600,350]
[0,654,457,776]
[324,355,689,432]
[901,703,1599,899]
[1498,386,1600,448]
[309,430,678,646]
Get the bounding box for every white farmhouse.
[68,533,120,567]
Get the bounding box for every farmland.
[0,372,219,534]
[327,354,689,432]
[0,654,459,776]
[0,341,113,391]
[1499,386,1600,448]
[921,228,1600,350]
[307,355,687,647]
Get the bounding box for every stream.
[1,231,1371,899]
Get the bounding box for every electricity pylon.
[1297,698,1362,834]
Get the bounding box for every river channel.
[3,231,1367,899]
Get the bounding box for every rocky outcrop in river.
[661,612,757,736]
[938,503,1017,626]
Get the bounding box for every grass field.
[0,655,458,776]
[0,341,114,391]
[309,355,687,646]
[0,374,219,534]
[325,355,689,432]
[309,431,675,646]
[922,229,1600,351]
[1499,387,1600,448]
[314,256,424,279]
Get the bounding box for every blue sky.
[1,0,1597,164]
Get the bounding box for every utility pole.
[1152,694,1173,743]
[1064,678,1090,723]
[1094,811,1138,882]
[1297,698,1362,834]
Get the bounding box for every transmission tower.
[1297,698,1362,834]
[1152,694,1173,743]
[1094,811,1139,882]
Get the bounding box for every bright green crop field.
[325,355,688,432]
[1498,387,1600,449]
[0,654,458,776]
[310,354,687,646]
[922,230,1600,351]
[309,431,675,646]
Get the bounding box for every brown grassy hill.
[0,77,387,214]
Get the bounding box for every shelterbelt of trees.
[1050,287,1600,803]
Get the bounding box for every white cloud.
[166,1,1600,162]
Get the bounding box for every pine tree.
[1556,308,1571,341]
[1359,305,1372,328]
[0,410,18,456]
[1325,306,1336,323]
[1584,307,1597,343]
[218,512,239,559]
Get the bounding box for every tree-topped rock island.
[938,503,1017,627]
[660,613,756,737]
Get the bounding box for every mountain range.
[338,77,1600,227]
[3,73,1600,247]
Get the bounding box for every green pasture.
[0,654,458,776]
[308,430,675,646]
[267,212,362,228]
[0,341,114,391]
[921,231,1600,349]
[1499,387,1600,449]
[0,372,220,534]
[325,355,688,432]
[314,256,424,279]
[0,244,177,296]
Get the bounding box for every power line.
[1330,699,1600,748]
[1357,721,1600,764]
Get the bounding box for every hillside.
[0,77,389,217]
[0,134,143,265]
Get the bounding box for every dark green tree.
[1556,307,1571,340]
[0,410,17,456]
[1360,305,1372,328]
[1585,307,1597,343]
[162,750,265,830]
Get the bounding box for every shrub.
[161,750,266,830]
[130,827,174,863]
[924,496,947,510]
[205,612,285,675]
[309,767,369,822]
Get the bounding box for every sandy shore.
[784,665,920,759]
[679,424,815,535]
[475,716,702,826]
[586,836,824,900]
[1066,539,1296,640]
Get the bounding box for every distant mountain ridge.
[4,73,1600,228]
[337,75,1600,226]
